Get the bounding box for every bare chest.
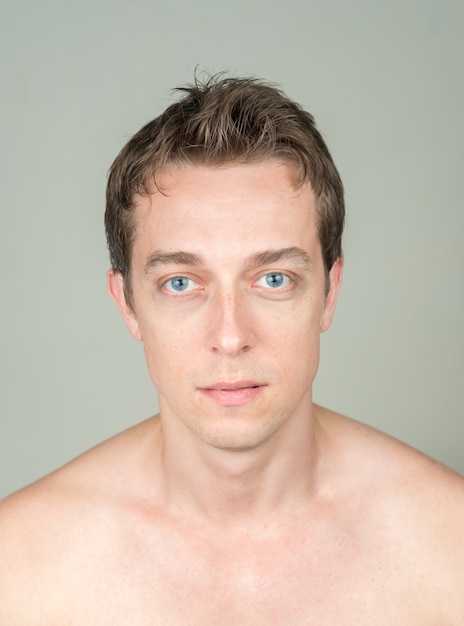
[61,522,431,626]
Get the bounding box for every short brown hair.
[105,75,344,304]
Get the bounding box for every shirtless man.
[1,76,463,625]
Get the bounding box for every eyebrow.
[144,251,203,274]
[245,247,313,270]
[144,246,313,275]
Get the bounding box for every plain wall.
[1,0,463,498]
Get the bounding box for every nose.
[207,288,255,356]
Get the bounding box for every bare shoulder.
[316,405,464,619]
[316,404,464,520]
[0,417,159,623]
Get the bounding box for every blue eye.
[165,276,195,292]
[257,273,290,289]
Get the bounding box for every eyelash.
[255,272,292,290]
[162,276,200,294]
[160,271,295,297]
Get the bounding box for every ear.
[107,269,142,341]
[320,257,343,333]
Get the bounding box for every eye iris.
[266,273,284,288]
[170,277,189,292]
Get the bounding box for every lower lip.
[198,386,265,407]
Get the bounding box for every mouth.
[197,381,266,407]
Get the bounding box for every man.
[0,75,463,625]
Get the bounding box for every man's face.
[109,161,342,452]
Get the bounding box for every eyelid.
[160,274,201,294]
[254,271,293,290]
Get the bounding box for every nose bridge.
[208,281,253,355]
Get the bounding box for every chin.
[192,414,283,453]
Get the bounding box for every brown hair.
[105,75,344,304]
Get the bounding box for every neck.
[154,403,326,525]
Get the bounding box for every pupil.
[266,273,283,288]
[172,277,188,291]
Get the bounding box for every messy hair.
[105,74,344,304]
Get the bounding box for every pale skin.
[1,161,463,625]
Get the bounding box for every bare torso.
[1,407,463,625]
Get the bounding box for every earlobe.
[320,257,343,333]
[107,270,142,342]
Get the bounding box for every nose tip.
[211,334,252,356]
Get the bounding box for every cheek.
[289,326,321,366]
[268,298,323,339]
[140,326,188,389]
[263,306,322,365]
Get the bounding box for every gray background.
[1,0,463,499]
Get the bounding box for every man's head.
[105,75,344,306]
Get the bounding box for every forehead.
[131,161,320,264]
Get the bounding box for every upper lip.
[200,381,264,390]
